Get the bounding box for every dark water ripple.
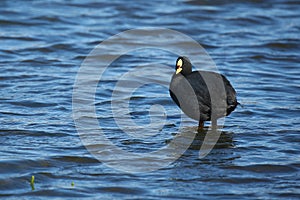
[1,0,300,199]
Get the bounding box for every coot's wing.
[187,72,212,120]
[189,71,237,119]
[192,71,237,116]
[220,74,238,115]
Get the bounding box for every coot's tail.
[237,102,244,108]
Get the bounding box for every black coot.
[169,56,238,130]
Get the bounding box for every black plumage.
[169,56,238,129]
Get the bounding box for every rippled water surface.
[1,0,300,199]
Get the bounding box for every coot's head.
[175,56,192,75]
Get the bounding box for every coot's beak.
[176,67,182,74]
[176,59,183,74]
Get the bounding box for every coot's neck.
[180,66,192,76]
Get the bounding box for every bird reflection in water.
[167,126,235,153]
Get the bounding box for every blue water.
[1,0,300,199]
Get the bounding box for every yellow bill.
[176,67,182,74]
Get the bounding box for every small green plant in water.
[30,175,35,190]
[71,181,75,187]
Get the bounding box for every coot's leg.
[197,120,204,132]
[211,119,217,130]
